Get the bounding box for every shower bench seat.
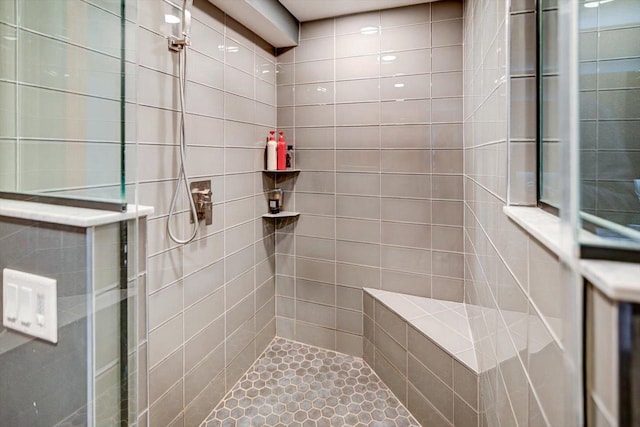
[363,288,480,427]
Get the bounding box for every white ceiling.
[278,0,434,22]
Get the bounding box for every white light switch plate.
[3,268,58,343]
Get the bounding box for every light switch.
[3,269,57,343]
[5,283,18,321]
[19,286,33,326]
[36,293,45,326]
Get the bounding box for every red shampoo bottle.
[277,131,287,170]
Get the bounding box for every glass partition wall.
[577,0,640,257]
[0,1,139,426]
[540,0,640,258]
[0,0,135,209]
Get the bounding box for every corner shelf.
[262,169,300,174]
[261,169,300,221]
[262,211,300,219]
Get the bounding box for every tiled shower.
[274,1,465,354]
[3,0,638,426]
[137,2,278,425]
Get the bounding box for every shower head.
[168,0,193,51]
[181,0,193,39]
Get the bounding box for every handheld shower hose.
[167,0,198,244]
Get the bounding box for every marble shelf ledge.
[262,169,300,173]
[0,198,154,228]
[503,205,568,260]
[504,206,640,302]
[262,211,300,219]
[581,260,640,304]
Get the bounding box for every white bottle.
[266,130,277,171]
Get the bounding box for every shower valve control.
[190,180,213,225]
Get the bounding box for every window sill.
[503,206,640,303]
[581,260,640,303]
[503,206,568,259]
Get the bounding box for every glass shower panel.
[578,0,640,253]
[0,219,139,426]
[93,221,140,427]
[539,0,562,208]
[0,0,132,207]
[0,0,140,425]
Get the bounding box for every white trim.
[504,206,640,303]
[0,199,153,227]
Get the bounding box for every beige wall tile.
[509,142,537,205]
[381,173,431,198]
[336,32,380,57]
[295,105,335,127]
[381,246,431,275]
[295,127,336,149]
[380,48,432,76]
[381,197,431,223]
[337,308,363,335]
[454,360,478,410]
[149,281,184,330]
[381,3,430,27]
[432,19,462,46]
[296,322,336,350]
[294,36,334,62]
[295,59,334,84]
[381,23,431,52]
[375,350,408,403]
[336,172,380,195]
[432,0,463,21]
[337,262,381,289]
[381,124,430,149]
[336,149,380,172]
[376,325,408,373]
[432,97,463,122]
[381,74,430,100]
[409,326,453,386]
[432,46,463,72]
[381,269,431,297]
[335,10,380,35]
[336,240,380,267]
[381,99,431,124]
[300,18,334,40]
[295,82,335,105]
[336,78,380,103]
[381,149,431,173]
[336,55,380,80]
[336,217,380,243]
[409,355,454,422]
[432,72,463,97]
[149,380,184,427]
[336,102,380,126]
[408,383,452,427]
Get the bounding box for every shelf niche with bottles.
[261,169,300,219]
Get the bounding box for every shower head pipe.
[168,0,193,51]
[181,0,193,40]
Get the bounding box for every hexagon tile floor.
[203,338,420,427]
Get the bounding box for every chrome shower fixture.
[167,0,200,244]
[168,0,193,52]
[190,181,213,225]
